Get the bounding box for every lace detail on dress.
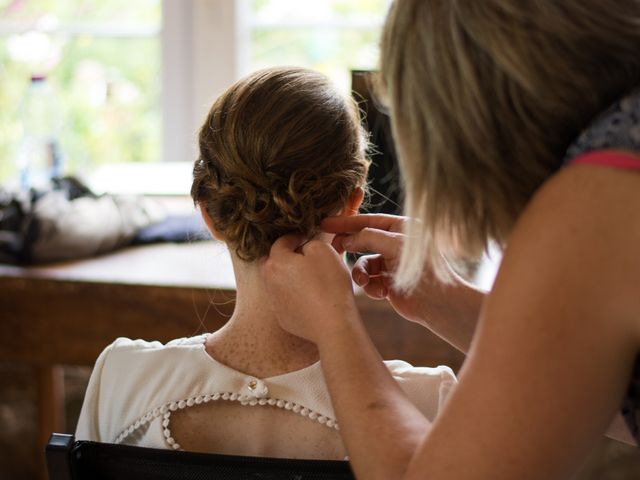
[114,391,339,449]
[112,334,340,449]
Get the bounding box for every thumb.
[339,228,403,260]
[269,233,307,258]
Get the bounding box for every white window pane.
[251,0,390,24]
[247,0,392,92]
[251,28,382,91]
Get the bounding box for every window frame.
[162,0,247,165]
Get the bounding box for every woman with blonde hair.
[76,66,456,459]
[261,1,640,478]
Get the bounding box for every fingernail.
[356,274,366,285]
[342,237,353,249]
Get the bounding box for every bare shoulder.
[505,163,640,340]
[523,161,640,238]
[527,161,640,225]
[406,163,640,479]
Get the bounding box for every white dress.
[76,335,456,457]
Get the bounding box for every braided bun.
[192,67,369,261]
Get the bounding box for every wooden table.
[0,241,465,478]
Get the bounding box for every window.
[0,0,161,183]
[163,0,393,182]
[0,0,392,192]
[244,0,392,92]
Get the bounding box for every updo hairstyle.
[192,67,370,262]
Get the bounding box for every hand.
[260,234,360,344]
[322,214,455,326]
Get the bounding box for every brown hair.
[192,67,369,261]
[379,0,640,288]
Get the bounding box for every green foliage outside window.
[249,0,392,92]
[0,0,161,183]
[0,0,391,184]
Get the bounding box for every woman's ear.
[198,202,225,241]
[345,187,365,216]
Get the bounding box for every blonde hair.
[379,0,640,289]
[192,67,369,261]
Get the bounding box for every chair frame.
[45,433,355,480]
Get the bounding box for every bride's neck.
[205,254,319,378]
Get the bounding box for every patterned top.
[564,87,640,161]
[563,86,640,445]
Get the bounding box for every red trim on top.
[571,150,640,170]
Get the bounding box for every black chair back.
[46,433,355,480]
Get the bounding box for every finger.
[322,213,405,234]
[331,233,349,254]
[298,238,331,256]
[361,277,389,299]
[270,233,307,258]
[341,228,403,259]
[351,254,384,286]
